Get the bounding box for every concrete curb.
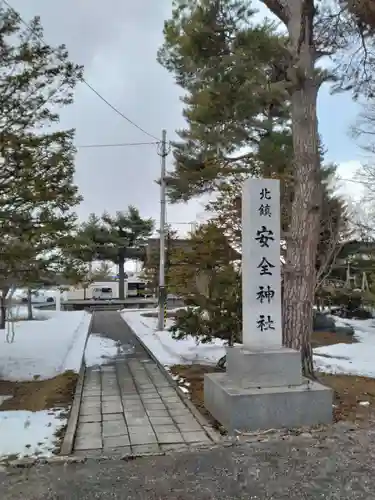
[60,311,95,456]
[122,316,222,444]
[4,440,237,469]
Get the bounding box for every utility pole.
[157,129,168,330]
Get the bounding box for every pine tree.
[0,6,82,327]
[168,223,242,346]
[72,208,154,299]
[159,0,373,375]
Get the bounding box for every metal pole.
[157,130,167,330]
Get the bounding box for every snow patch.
[121,310,228,366]
[314,317,375,378]
[84,334,120,367]
[0,409,66,461]
[0,311,91,381]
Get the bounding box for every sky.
[10,0,368,234]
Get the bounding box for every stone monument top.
[242,178,282,349]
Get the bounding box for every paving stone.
[143,403,166,410]
[106,446,132,457]
[83,385,101,391]
[168,408,191,417]
[182,431,211,443]
[161,443,189,452]
[82,391,101,398]
[124,409,147,418]
[80,402,101,415]
[74,436,102,450]
[102,420,128,437]
[84,382,100,389]
[101,386,119,393]
[127,424,153,433]
[131,444,161,455]
[82,395,101,403]
[146,409,170,418]
[129,431,157,445]
[156,433,184,444]
[102,395,122,402]
[103,413,125,422]
[159,389,177,396]
[101,390,120,397]
[101,366,116,372]
[119,386,137,394]
[101,381,119,388]
[124,405,147,413]
[122,399,143,405]
[102,402,123,414]
[121,395,141,402]
[140,393,160,399]
[162,397,182,404]
[79,408,102,418]
[164,402,186,410]
[177,422,203,432]
[101,382,118,388]
[149,416,173,425]
[76,422,101,436]
[74,449,103,457]
[125,416,151,427]
[103,435,130,450]
[79,414,102,423]
[172,415,199,424]
[154,424,179,434]
[74,323,217,456]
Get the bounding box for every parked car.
[92,287,113,300]
[20,291,55,304]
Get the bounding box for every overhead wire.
[1,0,162,142]
[5,3,371,187]
[76,141,159,149]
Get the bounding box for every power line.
[2,0,162,142]
[77,141,158,149]
[337,177,366,185]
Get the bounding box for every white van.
[92,287,113,300]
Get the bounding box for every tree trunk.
[0,294,6,330]
[282,12,321,377]
[118,259,125,300]
[27,288,33,320]
[0,287,9,329]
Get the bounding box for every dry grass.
[170,364,225,433]
[0,371,78,412]
[311,329,357,349]
[170,330,374,429]
[320,374,375,423]
[0,371,78,452]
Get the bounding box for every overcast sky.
[11,0,366,233]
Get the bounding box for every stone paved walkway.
[73,311,212,456]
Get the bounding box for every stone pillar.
[55,289,61,312]
[204,178,333,434]
[242,178,282,348]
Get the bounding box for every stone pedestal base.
[204,346,332,434]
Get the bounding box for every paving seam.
[123,316,221,443]
[126,360,164,451]
[60,311,95,455]
[114,362,134,450]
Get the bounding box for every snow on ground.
[123,309,375,379]
[84,334,121,367]
[7,305,54,321]
[121,309,227,366]
[0,310,91,381]
[0,409,66,461]
[314,316,375,378]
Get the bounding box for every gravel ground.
[1,421,375,499]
